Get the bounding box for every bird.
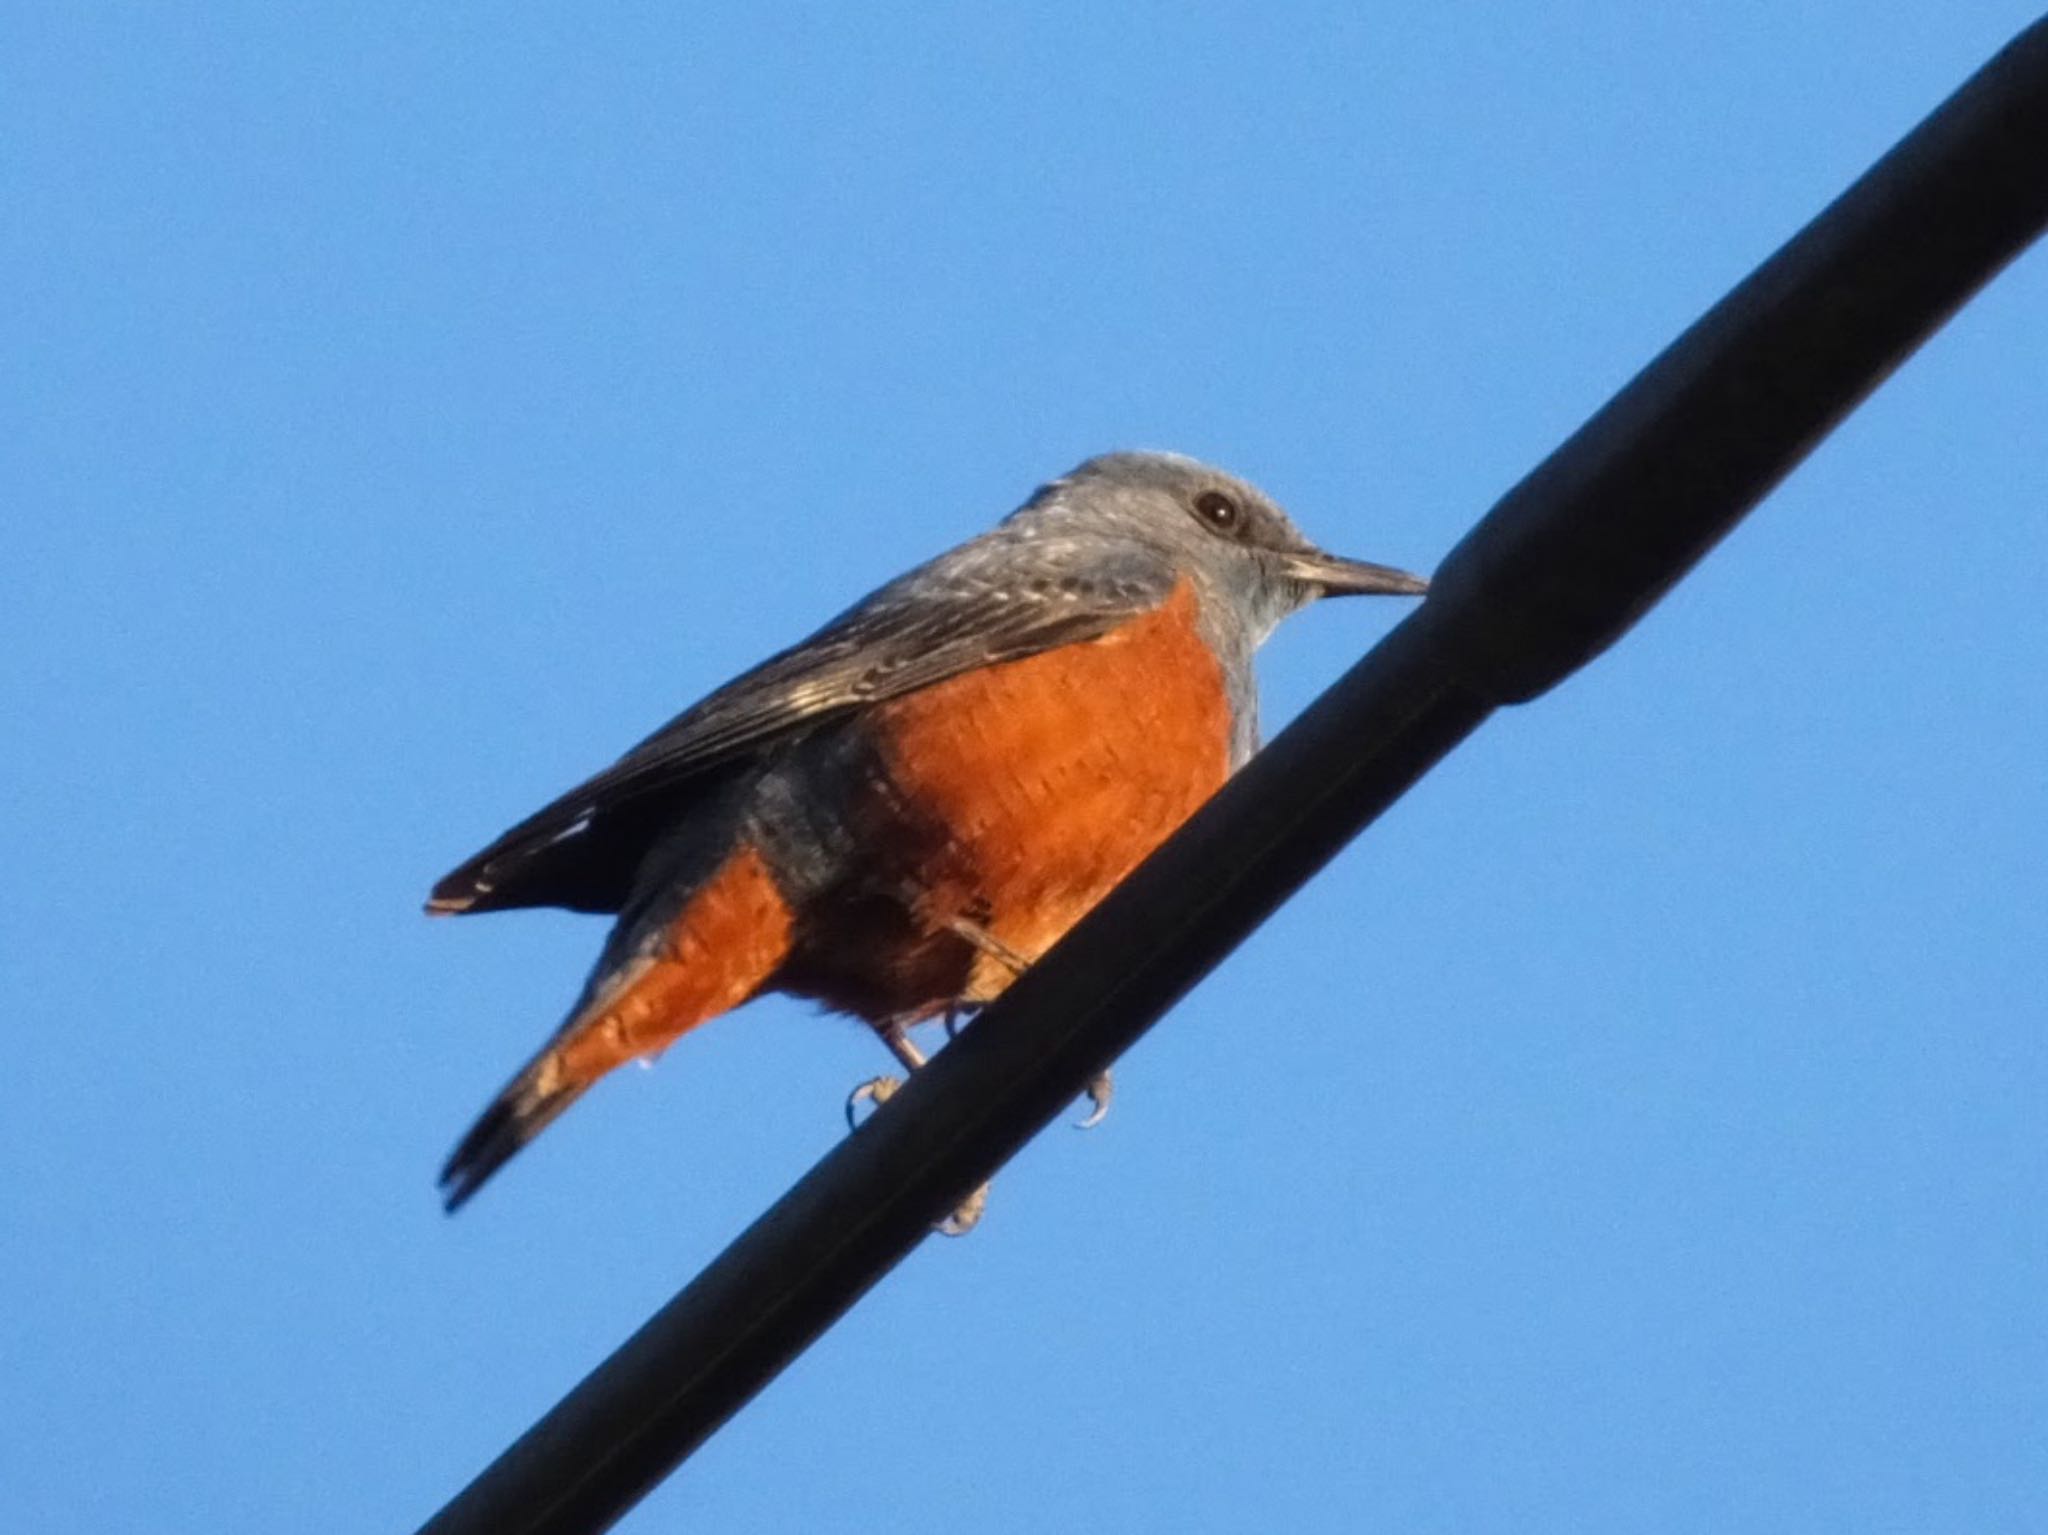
[428,451,1427,1220]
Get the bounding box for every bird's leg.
[943,915,1033,977]
[845,1016,991,1236]
[943,916,1115,1130]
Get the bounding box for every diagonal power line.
[418,18,2048,1535]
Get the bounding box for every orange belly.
[808,577,1233,1014]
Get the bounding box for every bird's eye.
[1192,490,1243,535]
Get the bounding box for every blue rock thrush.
[430,452,1427,1219]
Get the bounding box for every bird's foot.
[845,1073,902,1130]
[1078,1068,1114,1129]
[848,1017,994,1234]
[938,1181,990,1237]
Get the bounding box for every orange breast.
[865,577,1233,1003]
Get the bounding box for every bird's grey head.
[1010,451,1428,646]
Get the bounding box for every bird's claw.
[938,1181,990,1237]
[1076,1068,1113,1130]
[845,1073,902,1129]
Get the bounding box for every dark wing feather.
[427,538,1177,915]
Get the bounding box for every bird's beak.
[1280,548,1430,598]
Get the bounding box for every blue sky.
[4,5,2044,1532]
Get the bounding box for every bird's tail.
[438,841,795,1211]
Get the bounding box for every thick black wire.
[418,19,2048,1535]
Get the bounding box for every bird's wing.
[427,537,1179,915]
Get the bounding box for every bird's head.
[1016,451,1428,644]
